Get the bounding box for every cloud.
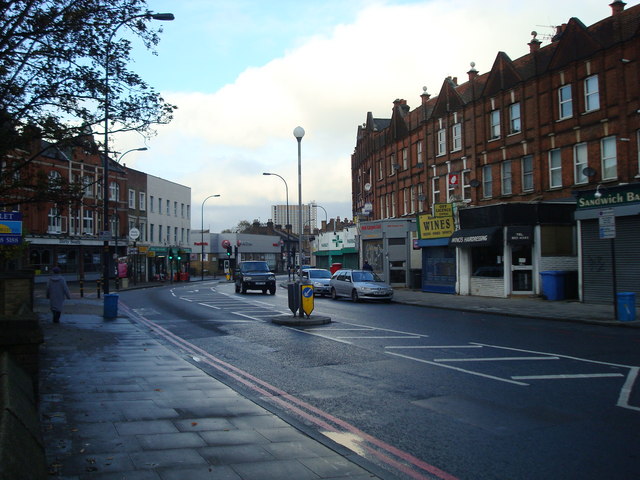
[120,0,614,230]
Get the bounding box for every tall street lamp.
[263,172,290,277]
[293,126,305,286]
[315,203,328,230]
[102,12,174,296]
[201,194,221,281]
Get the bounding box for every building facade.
[351,1,640,301]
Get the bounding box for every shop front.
[575,184,640,304]
[416,207,456,294]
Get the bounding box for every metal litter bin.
[104,293,119,318]
[540,271,566,301]
[617,292,636,322]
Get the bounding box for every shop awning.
[449,226,502,247]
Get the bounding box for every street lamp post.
[102,12,174,296]
[293,127,305,282]
[263,172,290,278]
[315,203,328,231]
[201,194,221,281]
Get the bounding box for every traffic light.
[226,245,232,256]
[177,250,182,261]
[168,248,174,261]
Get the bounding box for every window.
[166,225,170,242]
[150,224,154,242]
[388,154,395,176]
[158,197,162,214]
[174,201,177,216]
[181,203,185,218]
[378,160,383,180]
[601,136,617,180]
[139,192,146,211]
[522,155,534,192]
[490,110,500,139]
[48,170,61,190]
[186,205,190,219]
[166,199,170,216]
[150,195,154,212]
[451,123,462,151]
[574,143,588,185]
[174,227,178,243]
[403,188,409,215]
[432,177,441,204]
[384,195,390,218]
[410,185,416,214]
[417,184,424,212]
[391,193,396,217]
[447,173,455,201]
[559,85,573,119]
[83,210,93,235]
[416,142,423,165]
[509,103,521,134]
[110,213,119,237]
[402,148,408,170]
[48,207,61,234]
[379,197,384,219]
[501,161,512,195]
[482,165,492,198]
[549,149,562,188]
[109,182,119,201]
[541,225,576,256]
[437,129,446,156]
[158,224,162,242]
[83,176,93,197]
[139,221,146,242]
[584,75,600,112]
[70,209,79,235]
[462,170,471,201]
[128,189,135,209]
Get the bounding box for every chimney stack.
[467,62,479,81]
[528,31,541,52]
[610,0,626,15]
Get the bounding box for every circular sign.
[129,227,140,241]
[221,239,231,248]
[449,174,459,185]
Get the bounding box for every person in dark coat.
[46,267,71,323]
[362,260,373,271]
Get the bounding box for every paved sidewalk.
[36,295,384,480]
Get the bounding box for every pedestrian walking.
[363,260,373,271]
[46,267,71,323]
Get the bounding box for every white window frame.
[451,123,462,152]
[482,165,493,198]
[139,192,146,211]
[378,160,383,180]
[109,181,119,201]
[410,185,416,214]
[462,170,471,201]
[559,85,573,119]
[403,188,409,215]
[584,75,600,112]
[416,142,423,165]
[490,110,501,139]
[509,103,521,134]
[601,136,617,180]
[417,184,424,212]
[82,210,94,235]
[501,161,512,195]
[437,129,446,156]
[549,149,562,188]
[83,176,93,197]
[522,155,534,192]
[48,207,61,234]
[432,176,441,204]
[573,142,588,185]
[391,193,396,217]
[402,148,408,170]
[128,189,135,209]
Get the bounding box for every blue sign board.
[0,211,23,245]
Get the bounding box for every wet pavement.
[35,277,638,479]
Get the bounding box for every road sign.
[301,284,314,316]
[129,227,140,241]
[0,212,23,245]
[598,209,615,239]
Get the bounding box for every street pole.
[201,194,221,281]
[102,12,173,296]
[293,126,305,316]
[263,172,290,278]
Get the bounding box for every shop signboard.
[0,212,22,245]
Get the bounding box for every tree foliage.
[0,0,176,156]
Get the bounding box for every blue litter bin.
[617,292,636,322]
[104,293,119,318]
[540,271,566,301]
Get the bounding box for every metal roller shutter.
[581,217,640,303]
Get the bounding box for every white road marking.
[386,351,529,386]
[512,373,624,380]
[385,345,483,349]
[338,336,422,340]
[618,367,640,412]
[435,356,559,362]
[198,303,221,310]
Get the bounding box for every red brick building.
[352,1,640,302]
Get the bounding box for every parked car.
[330,269,393,302]
[234,261,276,295]
[301,268,332,296]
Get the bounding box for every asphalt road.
[117,281,640,480]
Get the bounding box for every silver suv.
[329,269,393,302]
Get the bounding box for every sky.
[112,0,634,233]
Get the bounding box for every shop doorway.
[511,244,533,294]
